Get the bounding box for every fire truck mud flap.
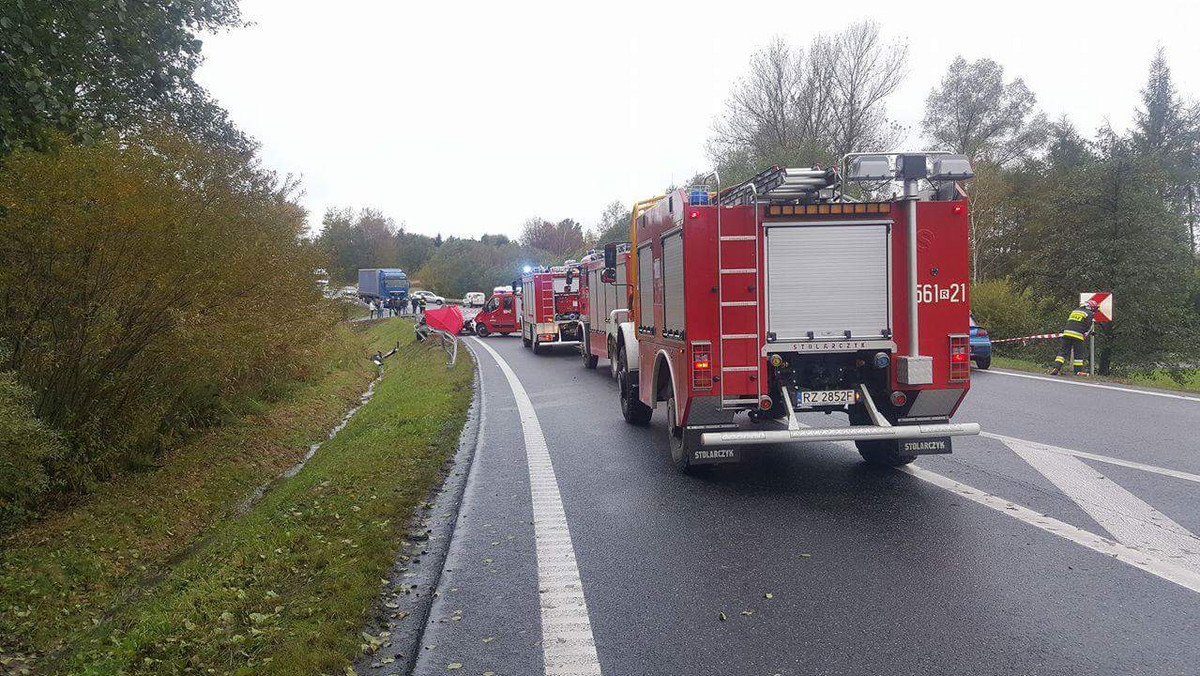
[698,422,981,451]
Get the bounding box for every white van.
[463,292,486,307]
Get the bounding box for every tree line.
[316,208,624,298]
[0,2,332,531]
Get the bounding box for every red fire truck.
[519,266,583,354]
[471,287,519,337]
[603,153,982,471]
[577,245,632,375]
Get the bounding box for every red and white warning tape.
[991,332,1062,344]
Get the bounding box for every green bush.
[0,371,67,532]
[0,129,334,502]
[970,278,1052,340]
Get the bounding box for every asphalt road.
[410,336,1200,676]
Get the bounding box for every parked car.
[970,314,992,369]
[410,290,445,306]
[463,292,486,307]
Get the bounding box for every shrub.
[970,278,1052,340]
[0,129,334,496]
[0,370,66,532]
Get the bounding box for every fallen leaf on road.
[741,610,754,616]
[447,663,462,670]
[482,637,495,643]
[764,593,773,599]
[719,612,727,621]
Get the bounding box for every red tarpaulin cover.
[424,304,465,335]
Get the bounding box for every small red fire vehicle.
[471,286,519,337]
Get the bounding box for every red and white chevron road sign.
[1080,292,1113,323]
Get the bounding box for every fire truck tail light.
[758,396,773,410]
[949,334,971,382]
[890,391,908,407]
[691,342,713,391]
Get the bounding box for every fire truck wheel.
[582,349,599,369]
[522,330,531,348]
[475,325,490,338]
[618,352,652,426]
[666,394,694,472]
[532,338,543,355]
[608,343,620,380]
[855,440,916,467]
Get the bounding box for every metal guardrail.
[414,323,459,368]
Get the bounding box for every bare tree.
[708,21,908,180]
[830,21,908,157]
[922,57,1049,167]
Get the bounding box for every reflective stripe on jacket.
[1061,306,1095,341]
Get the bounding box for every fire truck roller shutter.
[765,222,891,341]
[637,244,654,332]
[662,230,685,336]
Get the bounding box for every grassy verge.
[1,320,474,674]
[990,354,1200,393]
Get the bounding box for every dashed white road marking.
[472,338,603,676]
[902,464,1200,595]
[998,435,1200,573]
[982,432,1200,485]
[986,368,1200,403]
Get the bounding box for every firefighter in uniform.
[1049,299,1099,375]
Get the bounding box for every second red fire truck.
[518,265,583,354]
[589,152,981,471]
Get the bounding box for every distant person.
[1049,298,1099,376]
[410,296,419,315]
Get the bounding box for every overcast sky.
[196,0,1200,239]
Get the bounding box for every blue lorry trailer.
[357,268,410,301]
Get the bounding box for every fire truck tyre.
[618,355,652,426]
[583,349,599,370]
[855,440,916,467]
[532,338,543,355]
[608,343,620,380]
[666,394,695,472]
[523,330,531,348]
[475,324,490,338]
[975,355,991,370]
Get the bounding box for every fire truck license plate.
[799,389,856,407]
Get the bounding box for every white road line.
[471,338,603,676]
[999,436,1200,573]
[981,432,1200,485]
[901,465,1200,595]
[986,368,1200,403]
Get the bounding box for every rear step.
[699,422,980,449]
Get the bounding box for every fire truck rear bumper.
[699,422,981,449]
